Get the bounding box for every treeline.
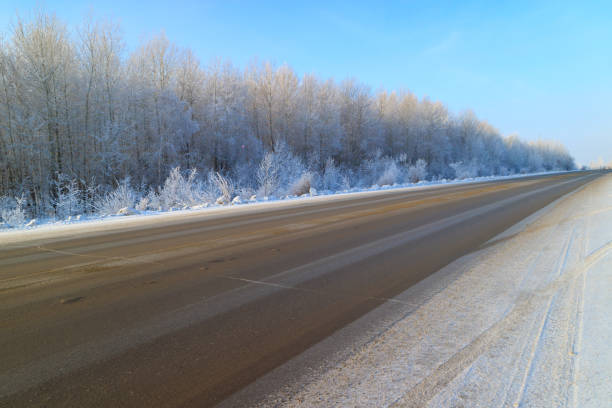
[0,12,574,221]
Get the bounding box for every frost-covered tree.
[0,10,576,221]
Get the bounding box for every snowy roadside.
[0,170,573,243]
[240,173,611,407]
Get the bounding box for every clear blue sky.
[1,1,610,166]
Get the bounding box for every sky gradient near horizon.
[1,0,610,166]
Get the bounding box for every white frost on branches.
[0,11,576,224]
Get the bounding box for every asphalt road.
[0,171,601,407]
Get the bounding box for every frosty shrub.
[322,158,342,191]
[53,175,83,219]
[158,167,203,210]
[341,174,352,190]
[256,144,307,197]
[95,179,136,215]
[274,142,306,195]
[450,161,479,180]
[257,152,280,197]
[135,194,151,212]
[377,161,400,186]
[210,172,235,204]
[1,195,27,228]
[232,161,259,193]
[290,172,313,196]
[359,152,402,188]
[236,187,256,201]
[198,172,220,204]
[408,159,428,183]
[81,182,99,215]
[136,189,161,211]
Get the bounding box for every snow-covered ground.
[235,173,610,407]
[0,170,572,240]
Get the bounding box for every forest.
[0,12,575,226]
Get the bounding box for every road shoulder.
[222,174,612,407]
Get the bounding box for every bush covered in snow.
[210,172,235,205]
[136,190,159,211]
[408,159,428,183]
[53,175,83,220]
[450,161,480,180]
[256,142,307,198]
[321,158,343,191]
[95,179,137,215]
[290,172,314,196]
[257,152,280,198]
[377,161,401,186]
[157,167,204,210]
[1,195,28,228]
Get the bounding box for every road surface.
[0,171,602,407]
